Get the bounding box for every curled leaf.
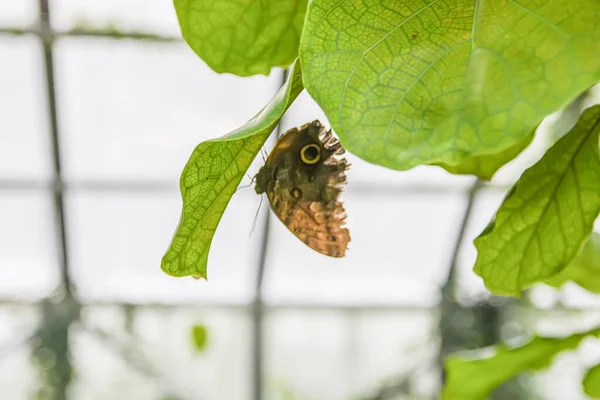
[161,61,303,278]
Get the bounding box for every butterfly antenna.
[249,195,264,238]
[261,147,268,162]
[236,174,257,192]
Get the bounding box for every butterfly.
[254,120,350,257]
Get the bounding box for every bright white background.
[2,1,600,400]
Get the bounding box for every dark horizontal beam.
[2,298,599,312]
[0,24,181,42]
[0,178,510,194]
[0,179,177,192]
[0,297,436,311]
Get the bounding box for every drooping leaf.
[544,233,600,294]
[583,363,600,398]
[438,133,535,180]
[174,0,308,76]
[443,327,600,400]
[473,105,600,296]
[161,61,303,278]
[191,324,208,352]
[299,0,600,178]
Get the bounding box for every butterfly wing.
[267,191,350,257]
[256,120,351,257]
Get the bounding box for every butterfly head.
[254,165,270,195]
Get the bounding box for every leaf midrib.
[514,117,600,287]
[175,138,258,260]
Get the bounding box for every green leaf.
[443,327,600,400]
[584,363,600,398]
[438,132,535,180]
[190,324,208,352]
[299,0,600,178]
[544,233,600,294]
[161,61,303,278]
[174,0,308,76]
[473,105,600,296]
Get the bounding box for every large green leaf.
[473,105,600,296]
[583,363,600,398]
[543,233,600,294]
[174,0,308,76]
[299,0,600,178]
[161,61,303,278]
[443,327,600,400]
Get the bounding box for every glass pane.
[54,38,281,182]
[70,325,164,400]
[0,305,40,346]
[0,191,60,299]
[454,187,508,302]
[66,190,265,303]
[0,345,37,399]
[51,0,181,36]
[265,309,438,400]
[351,311,439,398]
[0,36,51,180]
[264,191,468,306]
[71,306,251,400]
[265,310,352,400]
[0,305,40,400]
[0,0,37,28]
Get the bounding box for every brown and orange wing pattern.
[256,120,351,257]
[267,192,350,257]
